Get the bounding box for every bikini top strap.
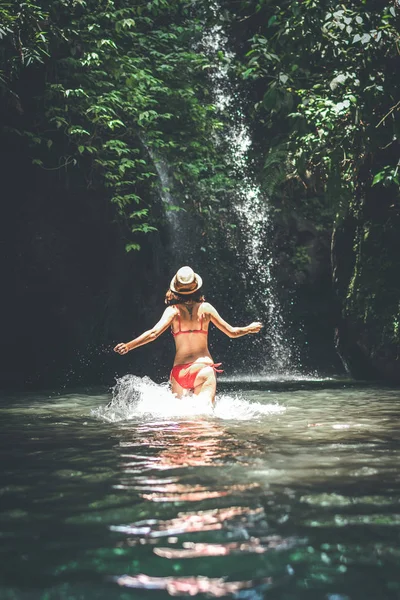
[177,311,182,332]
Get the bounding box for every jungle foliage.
[0,0,233,250]
[3,1,398,236]
[227,0,400,368]
[232,0,399,222]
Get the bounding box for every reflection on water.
[119,419,229,469]
[1,379,400,599]
[113,572,276,596]
[112,505,262,538]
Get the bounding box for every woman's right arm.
[114,306,178,355]
[201,303,262,338]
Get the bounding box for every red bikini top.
[171,313,207,337]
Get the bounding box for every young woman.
[114,266,262,404]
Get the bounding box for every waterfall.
[200,11,298,373]
[148,4,299,374]
[144,142,197,266]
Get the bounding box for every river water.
[2,376,400,600]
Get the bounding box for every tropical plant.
[1,0,233,249]
[236,0,399,220]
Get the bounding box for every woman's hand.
[247,322,263,334]
[114,342,130,355]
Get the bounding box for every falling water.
[147,4,299,374]
[200,9,298,373]
[142,139,195,263]
[152,154,187,258]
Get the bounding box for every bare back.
[171,302,213,366]
[114,291,262,404]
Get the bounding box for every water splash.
[91,375,285,423]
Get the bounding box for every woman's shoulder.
[200,301,215,313]
[164,304,179,317]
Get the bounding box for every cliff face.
[1,134,173,390]
[269,211,345,375]
[332,187,400,382]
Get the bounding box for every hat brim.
[170,272,203,295]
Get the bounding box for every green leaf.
[125,243,141,252]
[242,68,255,79]
[68,126,90,136]
[129,209,149,219]
[132,224,157,233]
[372,171,385,186]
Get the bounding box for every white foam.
[91,375,285,423]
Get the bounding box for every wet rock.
[332,189,400,383]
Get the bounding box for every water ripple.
[111,505,265,539]
[112,573,276,597]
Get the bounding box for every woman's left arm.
[114,306,177,355]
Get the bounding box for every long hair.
[165,289,205,306]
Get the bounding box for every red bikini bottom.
[170,362,223,390]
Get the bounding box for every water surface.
[1,376,400,599]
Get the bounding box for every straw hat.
[170,266,203,295]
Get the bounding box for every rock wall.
[332,186,400,382]
[0,132,173,390]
